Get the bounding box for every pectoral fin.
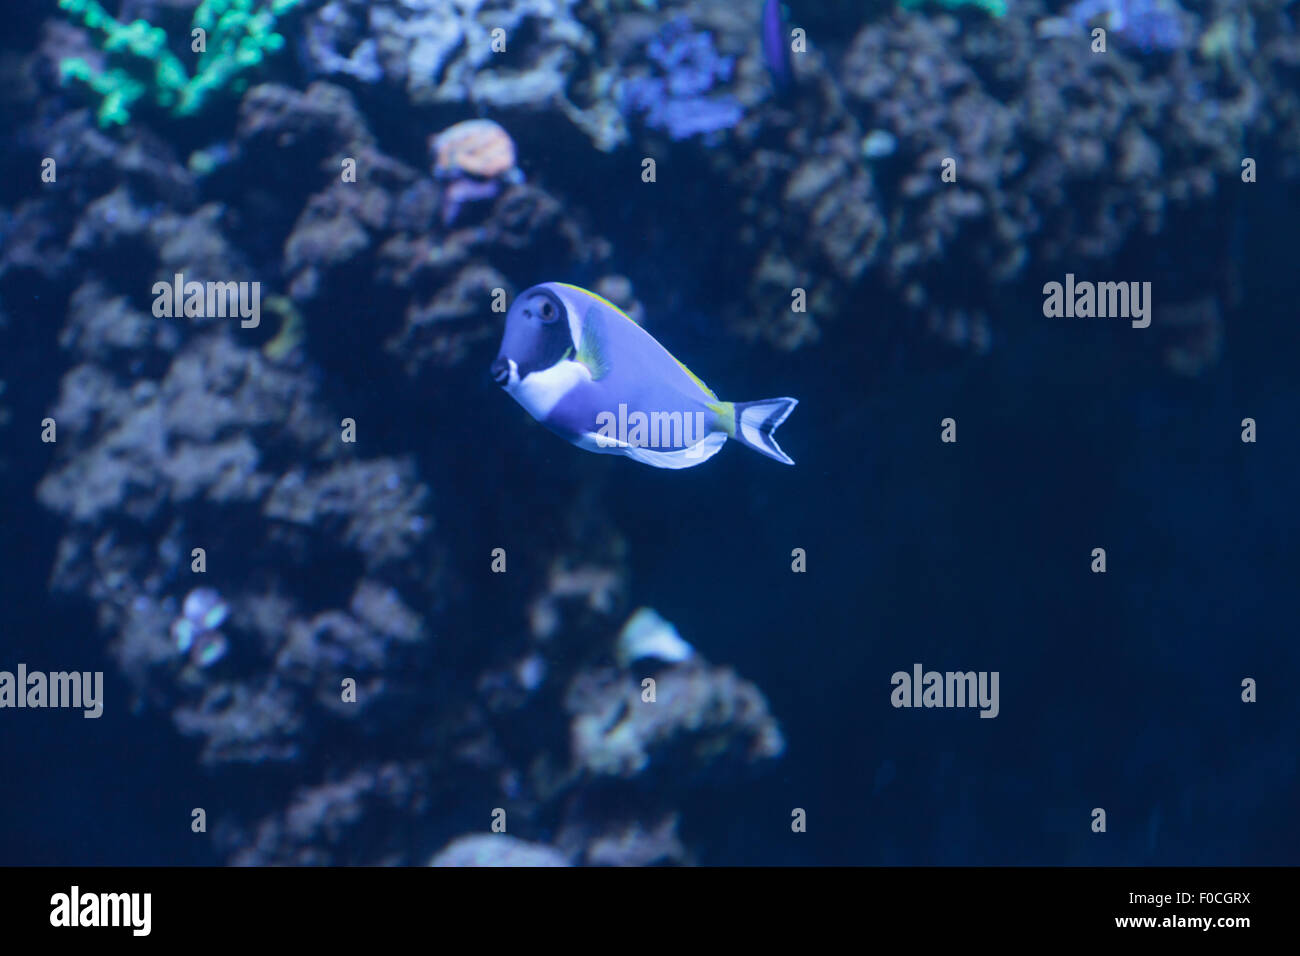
[577,306,612,381]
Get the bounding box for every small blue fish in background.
[762,0,795,92]
[492,283,798,469]
[170,586,231,667]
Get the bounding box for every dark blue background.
[1,0,1297,865]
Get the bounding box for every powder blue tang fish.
[491,282,797,469]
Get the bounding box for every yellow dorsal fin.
[672,356,717,400]
[556,283,638,326]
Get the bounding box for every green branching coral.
[58,0,300,127]
[900,0,1008,17]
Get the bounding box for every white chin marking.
[507,359,591,420]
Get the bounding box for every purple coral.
[1064,0,1192,53]
[619,17,743,142]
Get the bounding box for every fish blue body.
[492,282,797,469]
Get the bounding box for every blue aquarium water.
[0,0,1296,868]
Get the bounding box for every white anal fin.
[579,431,728,469]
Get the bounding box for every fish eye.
[539,300,556,321]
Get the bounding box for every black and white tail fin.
[730,398,798,465]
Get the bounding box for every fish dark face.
[493,285,573,385]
